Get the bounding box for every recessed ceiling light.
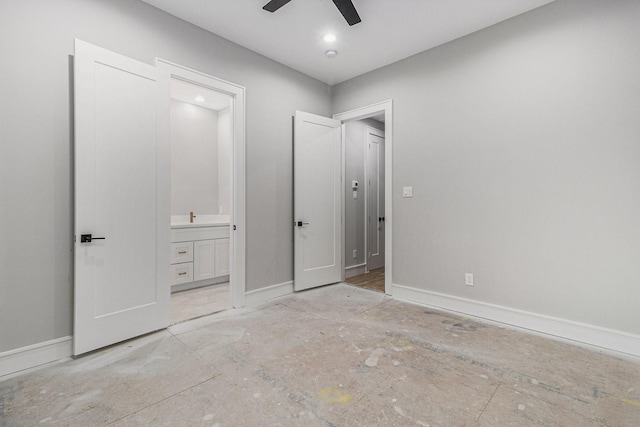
[325,50,338,58]
[323,33,337,43]
[195,95,205,103]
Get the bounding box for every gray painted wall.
[344,119,385,269]
[332,0,640,335]
[0,0,330,352]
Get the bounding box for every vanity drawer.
[170,262,193,285]
[171,242,193,264]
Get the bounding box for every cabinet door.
[194,239,215,281]
[214,238,230,277]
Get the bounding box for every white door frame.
[156,59,246,308]
[333,100,393,295]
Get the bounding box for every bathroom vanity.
[170,215,230,292]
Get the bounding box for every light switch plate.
[402,186,413,198]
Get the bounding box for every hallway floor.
[2,284,639,426]
[345,267,385,293]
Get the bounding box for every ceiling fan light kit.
[263,0,361,26]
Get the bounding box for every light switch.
[403,186,413,198]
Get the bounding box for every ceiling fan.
[263,0,362,26]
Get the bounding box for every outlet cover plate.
[465,273,474,286]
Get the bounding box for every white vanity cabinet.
[170,225,230,289]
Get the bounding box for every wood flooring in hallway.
[345,267,385,293]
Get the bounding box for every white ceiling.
[142,0,555,85]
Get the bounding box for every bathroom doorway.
[168,79,232,323]
[158,60,246,323]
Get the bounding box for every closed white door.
[74,40,169,355]
[366,129,385,271]
[293,111,342,291]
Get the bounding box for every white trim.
[0,336,72,378]
[341,123,346,282]
[345,263,367,278]
[155,58,246,309]
[244,281,294,306]
[393,284,640,359]
[334,100,393,296]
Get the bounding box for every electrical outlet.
[353,250,357,259]
[465,273,474,287]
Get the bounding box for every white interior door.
[294,111,342,291]
[366,129,385,271]
[74,40,169,355]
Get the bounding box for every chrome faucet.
[190,211,196,223]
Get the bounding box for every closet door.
[74,40,169,355]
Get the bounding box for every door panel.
[74,40,169,355]
[294,111,342,291]
[194,240,216,281]
[366,129,385,271]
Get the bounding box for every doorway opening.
[334,100,393,295]
[168,79,233,323]
[158,59,247,323]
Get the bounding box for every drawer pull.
[178,272,187,276]
[178,251,187,254]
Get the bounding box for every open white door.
[74,40,169,355]
[294,111,342,291]
[366,128,385,271]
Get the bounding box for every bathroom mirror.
[169,78,232,221]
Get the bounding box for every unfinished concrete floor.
[2,283,639,426]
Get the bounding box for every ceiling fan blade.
[263,0,293,13]
[332,0,361,26]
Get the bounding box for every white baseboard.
[345,263,366,278]
[393,284,640,359]
[0,336,73,379]
[245,280,294,306]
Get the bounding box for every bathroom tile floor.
[170,283,231,324]
[2,283,639,426]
